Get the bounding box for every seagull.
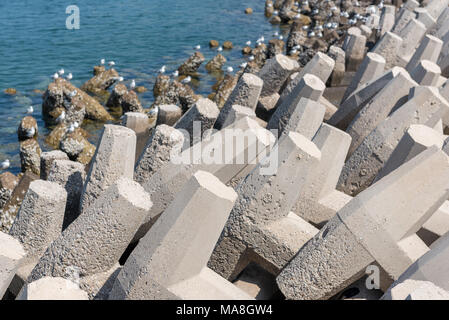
[100,59,105,65]
[195,45,201,50]
[181,76,191,84]
[325,22,332,29]
[274,31,279,37]
[53,73,59,80]
[159,65,166,74]
[58,69,65,76]
[239,62,248,69]
[246,41,252,46]
[26,106,34,114]
[118,76,124,82]
[25,126,35,138]
[257,36,265,43]
[315,25,323,31]
[130,80,136,90]
[293,45,301,50]
[149,106,159,117]
[317,32,323,38]
[308,31,316,37]
[0,159,10,170]
[172,70,179,77]
[378,2,384,9]
[73,121,79,129]
[273,10,279,16]
[248,55,255,61]
[267,3,273,7]
[227,66,234,73]
[279,35,284,40]
[312,9,319,15]
[108,61,115,67]
[66,73,73,80]
[56,111,66,123]
[302,25,309,30]
[217,46,223,52]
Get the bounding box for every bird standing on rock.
[159,65,166,74]
[246,41,251,46]
[66,73,73,80]
[0,159,10,170]
[172,70,179,77]
[181,76,191,84]
[108,61,116,68]
[226,66,234,73]
[130,80,136,90]
[101,59,105,65]
[26,106,34,114]
[53,73,59,80]
[195,45,201,50]
[58,69,65,76]
[217,46,223,52]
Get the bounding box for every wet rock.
[42,78,112,125]
[267,39,286,59]
[223,41,234,50]
[153,80,200,111]
[178,52,205,75]
[212,74,239,108]
[0,171,38,233]
[245,8,253,14]
[205,54,227,72]
[81,67,119,96]
[45,123,89,149]
[209,40,219,48]
[135,86,147,93]
[0,172,18,210]
[242,46,252,55]
[18,116,38,142]
[19,139,41,176]
[153,74,171,98]
[106,83,143,115]
[4,88,17,95]
[60,132,96,165]
[270,16,282,24]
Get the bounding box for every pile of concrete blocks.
[3,0,449,301]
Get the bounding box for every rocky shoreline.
[2,0,449,300]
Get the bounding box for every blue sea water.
[0,0,285,175]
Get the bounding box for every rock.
[153,74,171,98]
[81,67,119,96]
[212,74,239,108]
[209,40,219,47]
[245,7,253,14]
[223,41,233,49]
[60,132,96,165]
[156,104,183,126]
[205,54,227,72]
[106,83,143,115]
[4,88,17,95]
[42,78,112,125]
[242,46,252,55]
[0,172,18,210]
[45,123,89,149]
[19,139,41,176]
[153,80,200,111]
[267,39,285,59]
[18,116,38,141]
[178,52,205,75]
[135,86,147,93]
[270,16,282,24]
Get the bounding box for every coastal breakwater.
[2,0,449,300]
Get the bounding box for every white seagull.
[248,55,255,61]
[0,159,10,170]
[227,66,234,73]
[73,121,79,129]
[26,106,34,114]
[246,41,252,46]
[130,80,136,90]
[108,61,116,67]
[172,70,179,77]
[195,45,201,50]
[181,76,191,84]
[66,73,73,80]
[217,46,223,52]
[53,73,59,80]
[58,69,65,76]
[159,65,166,74]
[100,59,105,65]
[239,62,248,69]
